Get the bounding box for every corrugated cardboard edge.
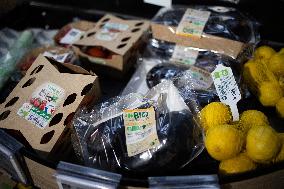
[74,14,150,55]
[151,23,245,59]
[24,157,57,189]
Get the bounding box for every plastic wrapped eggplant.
[72,81,203,174]
[150,6,259,59]
[123,49,241,106]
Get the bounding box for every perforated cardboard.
[73,14,150,76]
[54,20,96,46]
[0,55,100,155]
[151,23,245,59]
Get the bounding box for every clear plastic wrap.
[72,80,204,174]
[123,49,242,107]
[150,6,259,59]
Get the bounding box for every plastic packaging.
[72,80,204,174]
[0,130,29,184]
[123,49,241,107]
[150,6,259,59]
[148,175,220,189]
[55,162,121,189]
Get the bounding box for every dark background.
[0,0,284,42]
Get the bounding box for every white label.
[59,28,84,44]
[17,82,65,129]
[96,22,129,41]
[186,66,213,90]
[171,45,199,65]
[123,107,160,157]
[144,0,172,7]
[42,51,69,63]
[211,64,241,121]
[176,8,211,38]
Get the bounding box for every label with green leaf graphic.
[123,106,159,157]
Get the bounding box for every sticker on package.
[60,28,84,44]
[42,51,69,63]
[176,8,211,38]
[171,45,199,65]
[123,107,160,157]
[17,82,65,129]
[96,22,129,41]
[186,66,213,90]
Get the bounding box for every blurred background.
[0,0,284,42]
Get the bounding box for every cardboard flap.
[151,23,245,59]
[74,14,150,55]
[59,62,93,75]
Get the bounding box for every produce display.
[0,5,284,189]
[243,45,284,117]
[201,102,284,174]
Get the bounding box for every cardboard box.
[54,20,96,46]
[24,157,57,189]
[151,23,246,59]
[72,14,150,77]
[18,46,76,72]
[0,55,100,156]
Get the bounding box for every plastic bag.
[72,81,203,174]
[123,49,241,107]
[150,6,259,59]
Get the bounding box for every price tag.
[176,8,210,38]
[171,45,199,65]
[59,28,84,45]
[211,64,241,121]
[123,107,160,157]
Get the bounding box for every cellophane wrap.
[72,80,204,174]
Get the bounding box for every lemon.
[267,53,284,78]
[254,46,276,61]
[279,48,284,54]
[205,124,244,161]
[246,125,281,163]
[259,82,283,106]
[239,110,269,133]
[273,133,284,163]
[200,102,232,132]
[276,97,284,118]
[279,76,284,94]
[219,153,257,174]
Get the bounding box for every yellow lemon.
[267,53,284,78]
[219,153,257,174]
[205,124,244,161]
[200,102,232,132]
[259,82,283,106]
[246,125,281,163]
[254,46,276,60]
[254,46,276,61]
[239,110,269,133]
[276,97,284,118]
